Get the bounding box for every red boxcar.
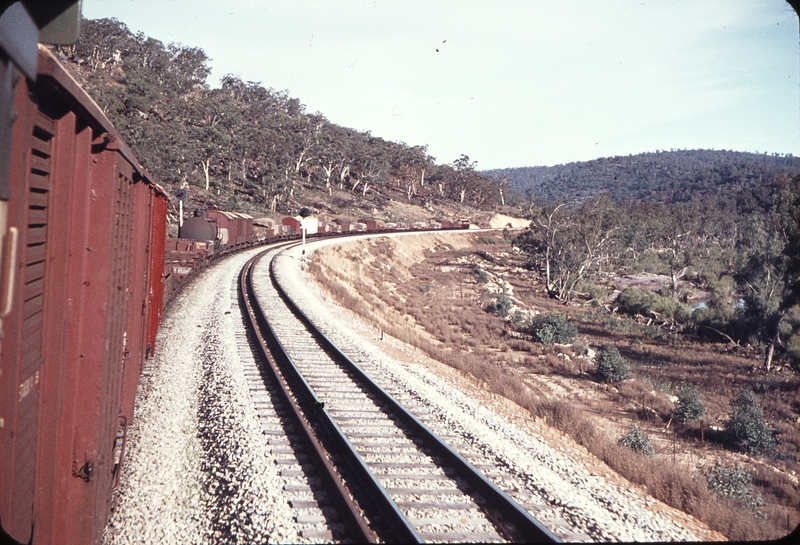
[208,209,253,248]
[282,216,301,235]
[0,46,167,545]
[335,219,352,232]
[360,219,378,231]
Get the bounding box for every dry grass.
[309,233,800,542]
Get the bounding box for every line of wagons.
[166,211,469,297]
[0,41,467,545]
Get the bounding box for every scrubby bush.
[486,293,512,317]
[640,375,673,394]
[672,383,706,423]
[596,344,630,382]
[571,339,589,357]
[473,266,488,283]
[523,312,577,344]
[787,333,800,369]
[576,280,607,301]
[616,287,654,316]
[510,309,526,326]
[724,389,777,455]
[705,461,764,512]
[652,296,692,324]
[618,424,654,455]
[615,287,691,323]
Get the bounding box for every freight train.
[165,207,468,300]
[0,13,468,544]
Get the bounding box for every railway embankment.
[291,232,726,541]
[104,232,732,543]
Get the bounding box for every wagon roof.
[36,45,167,198]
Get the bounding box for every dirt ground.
[308,229,800,542]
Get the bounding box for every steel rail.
[239,251,379,544]
[243,249,423,543]
[269,247,562,544]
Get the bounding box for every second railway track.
[240,244,560,543]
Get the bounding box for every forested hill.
[48,18,501,217]
[485,150,800,205]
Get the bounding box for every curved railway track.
[239,244,561,543]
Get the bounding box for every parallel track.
[240,244,561,543]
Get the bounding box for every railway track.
[239,244,561,543]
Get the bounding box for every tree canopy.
[487,150,800,206]
[51,18,505,216]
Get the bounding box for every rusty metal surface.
[0,46,168,545]
[179,216,217,241]
[145,193,167,358]
[0,66,48,545]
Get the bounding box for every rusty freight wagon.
[0,39,169,545]
[207,209,253,249]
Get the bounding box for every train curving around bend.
[0,12,467,544]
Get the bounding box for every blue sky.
[82,0,799,169]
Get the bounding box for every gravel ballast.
[104,235,723,543]
[271,233,723,542]
[103,247,297,544]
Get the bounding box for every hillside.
[48,18,503,224]
[50,19,800,220]
[308,231,799,542]
[486,149,800,205]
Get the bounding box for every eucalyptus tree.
[732,175,800,370]
[515,195,620,302]
[187,88,239,190]
[452,154,477,204]
[658,201,702,298]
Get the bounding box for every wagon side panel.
[145,192,167,356]
[0,68,47,545]
[33,108,89,545]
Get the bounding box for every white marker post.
[298,207,311,262]
[301,217,307,261]
[176,188,186,230]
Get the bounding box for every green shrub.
[618,424,654,455]
[616,287,690,323]
[616,287,655,316]
[487,293,512,317]
[640,375,673,394]
[652,296,692,324]
[672,383,705,423]
[596,345,630,382]
[473,266,488,283]
[724,389,777,455]
[787,333,800,365]
[510,309,527,326]
[705,461,764,512]
[576,280,607,301]
[571,339,589,356]
[227,195,241,210]
[524,313,577,344]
